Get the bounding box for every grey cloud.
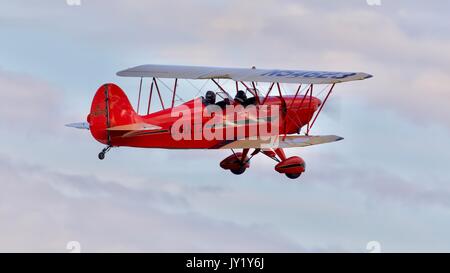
[37,0,449,128]
[0,68,62,132]
[0,155,305,252]
[1,0,450,253]
[304,152,450,209]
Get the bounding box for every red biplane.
[67,64,372,179]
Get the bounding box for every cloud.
[0,154,304,252]
[1,0,450,253]
[0,68,62,131]
[38,0,449,128]
[5,1,450,128]
[304,152,450,209]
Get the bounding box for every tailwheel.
[285,173,302,179]
[98,152,106,160]
[98,145,112,160]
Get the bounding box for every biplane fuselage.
[88,84,321,150]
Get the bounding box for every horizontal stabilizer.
[218,135,343,149]
[107,123,164,138]
[107,123,162,131]
[65,122,90,130]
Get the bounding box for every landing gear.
[220,148,305,179]
[285,173,302,179]
[220,149,252,175]
[98,145,112,160]
[230,166,246,175]
[261,148,305,180]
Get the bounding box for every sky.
[0,0,449,252]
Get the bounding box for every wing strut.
[137,77,143,114]
[153,77,165,110]
[306,83,336,135]
[211,78,233,100]
[284,84,311,136]
[261,83,275,104]
[147,80,154,114]
[289,84,302,109]
[239,81,260,104]
[171,78,178,108]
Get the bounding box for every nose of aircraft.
[285,95,322,110]
[312,97,322,109]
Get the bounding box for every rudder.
[87,83,137,144]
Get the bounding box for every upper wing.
[217,135,344,149]
[117,64,372,84]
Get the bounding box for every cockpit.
[202,89,262,108]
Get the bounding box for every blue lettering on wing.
[260,70,357,79]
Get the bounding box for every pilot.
[203,90,216,105]
[215,98,230,109]
[234,90,247,106]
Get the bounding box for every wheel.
[230,166,246,175]
[285,173,301,179]
[98,152,105,160]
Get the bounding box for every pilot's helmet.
[234,90,247,104]
[204,91,216,104]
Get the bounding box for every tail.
[87,83,138,144]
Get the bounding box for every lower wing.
[217,135,343,149]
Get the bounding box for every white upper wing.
[117,64,372,84]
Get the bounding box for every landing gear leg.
[221,149,252,175]
[98,145,112,160]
